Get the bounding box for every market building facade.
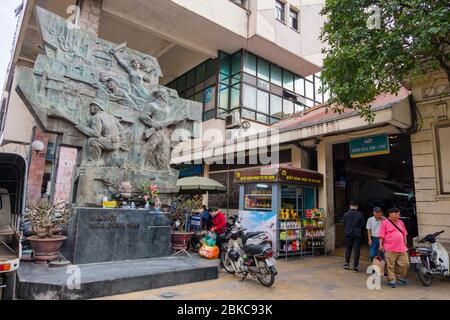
[1,0,449,254]
[0,0,325,204]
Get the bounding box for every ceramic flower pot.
[171,231,194,251]
[27,235,67,264]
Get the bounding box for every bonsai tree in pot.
[25,199,73,264]
[169,195,202,251]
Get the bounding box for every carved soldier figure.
[110,45,158,102]
[75,100,126,165]
[106,78,140,110]
[139,89,187,169]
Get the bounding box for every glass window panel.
[257,79,270,91]
[283,70,294,91]
[305,80,314,100]
[295,103,305,114]
[314,75,323,103]
[185,87,195,98]
[217,108,229,119]
[220,53,231,81]
[257,58,270,81]
[186,70,196,88]
[306,74,314,82]
[194,91,204,104]
[206,59,218,78]
[231,73,241,86]
[270,117,279,124]
[195,82,205,93]
[203,109,216,121]
[305,99,315,107]
[256,113,269,124]
[196,63,206,83]
[323,88,330,102]
[270,65,282,86]
[178,75,186,92]
[289,9,298,30]
[205,75,216,87]
[230,84,240,109]
[204,86,216,111]
[242,84,256,110]
[270,94,282,118]
[232,51,242,75]
[243,52,257,76]
[270,83,283,96]
[275,0,285,21]
[242,108,256,120]
[283,99,294,117]
[218,84,229,110]
[257,89,269,114]
[243,73,257,86]
[295,76,304,96]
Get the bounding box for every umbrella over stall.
[175,176,227,194]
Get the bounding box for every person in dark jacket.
[343,201,365,272]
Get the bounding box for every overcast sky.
[0,0,21,90]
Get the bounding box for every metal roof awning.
[171,89,412,165]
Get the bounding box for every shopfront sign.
[234,166,323,187]
[278,167,323,186]
[349,134,390,158]
[234,168,278,183]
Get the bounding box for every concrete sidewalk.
[98,255,450,300]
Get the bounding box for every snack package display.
[199,244,220,259]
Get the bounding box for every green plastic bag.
[204,231,216,247]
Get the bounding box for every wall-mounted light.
[31,140,45,155]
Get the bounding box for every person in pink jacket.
[378,208,409,288]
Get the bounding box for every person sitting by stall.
[208,207,226,235]
[201,205,211,230]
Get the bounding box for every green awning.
[176,176,226,194]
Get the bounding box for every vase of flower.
[140,183,159,210]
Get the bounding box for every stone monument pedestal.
[61,208,172,264]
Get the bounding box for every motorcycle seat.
[417,247,433,254]
[243,231,264,242]
[244,244,268,256]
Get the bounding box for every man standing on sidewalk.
[367,207,385,261]
[343,201,365,272]
[378,208,410,288]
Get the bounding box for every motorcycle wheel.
[256,264,275,287]
[417,265,433,287]
[220,250,235,274]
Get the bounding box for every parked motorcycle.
[220,222,277,287]
[410,230,449,286]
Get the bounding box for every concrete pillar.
[202,163,210,206]
[290,144,309,169]
[317,141,335,251]
[78,0,102,35]
[291,144,301,168]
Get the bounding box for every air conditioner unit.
[225,110,241,129]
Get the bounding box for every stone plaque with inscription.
[61,208,171,264]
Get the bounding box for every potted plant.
[119,181,134,199]
[25,199,73,264]
[169,195,202,251]
[139,182,159,209]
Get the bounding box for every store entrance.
[333,134,418,248]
